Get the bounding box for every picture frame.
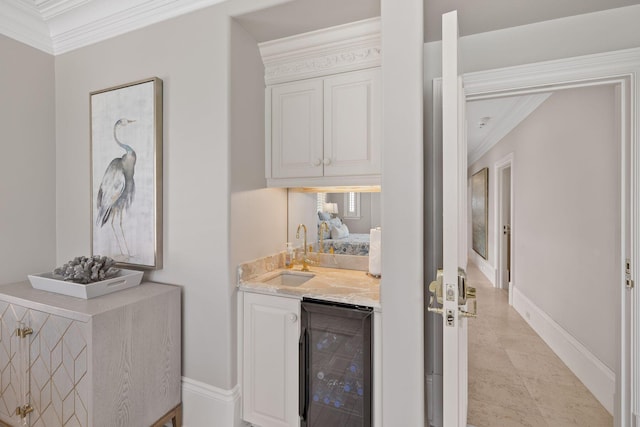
[90,77,163,270]
[471,167,489,260]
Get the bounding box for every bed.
[315,215,370,255]
[316,233,370,256]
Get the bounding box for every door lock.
[427,268,477,322]
[446,309,455,326]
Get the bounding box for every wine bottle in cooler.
[312,378,327,403]
[316,332,338,351]
[349,348,363,374]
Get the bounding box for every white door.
[242,292,300,427]
[442,10,469,427]
[500,167,511,290]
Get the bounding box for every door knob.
[323,158,331,166]
[289,314,298,323]
[313,159,322,167]
[427,269,477,321]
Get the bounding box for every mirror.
[287,191,381,256]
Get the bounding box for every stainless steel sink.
[263,271,315,287]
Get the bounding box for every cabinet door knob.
[289,314,298,323]
[323,158,331,166]
[313,159,322,167]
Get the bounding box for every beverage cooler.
[299,298,373,427]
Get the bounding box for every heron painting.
[90,78,163,269]
[96,118,137,257]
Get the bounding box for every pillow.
[318,211,331,221]
[330,223,349,239]
[328,217,342,228]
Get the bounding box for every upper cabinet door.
[323,69,381,177]
[271,80,324,179]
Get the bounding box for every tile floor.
[466,263,613,427]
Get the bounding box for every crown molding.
[0,1,54,53]
[38,0,90,21]
[468,93,551,165]
[259,17,381,85]
[0,0,226,55]
[463,47,640,98]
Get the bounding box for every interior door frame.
[433,47,640,426]
[494,153,514,304]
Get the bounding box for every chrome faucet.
[318,222,330,253]
[296,224,311,271]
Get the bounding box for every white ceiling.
[466,94,552,164]
[0,0,638,54]
[235,0,380,43]
[0,0,227,54]
[424,0,640,42]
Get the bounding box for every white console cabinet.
[241,292,300,427]
[0,281,181,427]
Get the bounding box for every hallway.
[466,263,612,427]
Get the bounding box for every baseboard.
[468,252,496,286]
[181,377,244,427]
[512,287,615,414]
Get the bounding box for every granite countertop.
[237,252,380,309]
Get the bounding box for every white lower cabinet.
[0,282,181,427]
[242,293,300,427]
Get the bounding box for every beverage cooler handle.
[299,326,309,424]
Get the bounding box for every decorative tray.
[28,269,143,299]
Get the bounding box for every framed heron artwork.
[90,77,163,270]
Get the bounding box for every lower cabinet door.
[0,302,89,427]
[242,293,300,427]
[0,302,30,426]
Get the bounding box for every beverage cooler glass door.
[300,299,373,427]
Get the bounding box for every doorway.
[428,47,637,427]
[495,156,512,303]
[466,82,622,423]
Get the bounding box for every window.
[343,192,361,218]
[317,193,327,213]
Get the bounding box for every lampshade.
[324,203,338,214]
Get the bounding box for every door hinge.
[15,404,33,418]
[15,327,33,338]
[625,259,634,289]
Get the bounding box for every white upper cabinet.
[271,79,324,179]
[260,18,381,188]
[323,68,381,177]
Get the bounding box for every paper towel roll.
[369,227,382,277]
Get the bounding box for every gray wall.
[287,191,318,244]
[229,17,289,381]
[54,4,237,389]
[469,85,619,370]
[53,0,294,393]
[327,192,380,234]
[0,35,56,285]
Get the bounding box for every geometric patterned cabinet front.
[0,303,89,427]
[0,282,181,427]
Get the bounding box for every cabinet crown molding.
[259,17,381,85]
